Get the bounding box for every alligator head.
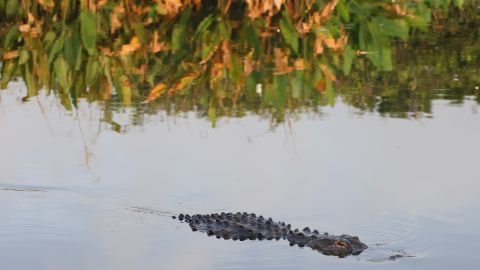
[307,235,368,257]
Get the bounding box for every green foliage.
[80,11,97,55]
[54,55,71,91]
[279,11,299,53]
[0,0,478,128]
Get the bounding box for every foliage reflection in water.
[0,0,479,128]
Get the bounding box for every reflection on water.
[1,87,480,269]
[1,1,479,128]
[1,1,480,270]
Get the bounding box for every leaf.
[366,41,393,71]
[48,34,65,65]
[145,82,167,102]
[230,53,242,82]
[2,50,19,60]
[120,36,141,55]
[85,57,99,86]
[133,22,147,44]
[291,71,304,99]
[62,0,72,22]
[406,15,429,32]
[245,22,260,54]
[337,0,350,22]
[342,45,354,76]
[118,75,132,106]
[168,74,196,95]
[3,26,19,50]
[208,96,216,128]
[272,74,288,109]
[18,24,31,33]
[172,7,191,53]
[279,11,299,53]
[59,93,72,111]
[273,48,293,74]
[367,21,393,71]
[358,23,368,50]
[0,60,17,89]
[194,14,215,38]
[375,17,409,41]
[172,24,187,53]
[42,31,57,50]
[54,55,71,91]
[37,0,54,9]
[319,64,336,81]
[64,32,76,68]
[5,0,19,19]
[325,79,335,106]
[80,10,97,55]
[72,29,83,70]
[24,64,38,97]
[18,49,30,65]
[218,18,231,39]
[36,54,50,87]
[320,0,339,19]
[454,0,464,7]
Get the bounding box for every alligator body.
[176,212,368,257]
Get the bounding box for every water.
[1,85,479,269]
[1,3,480,268]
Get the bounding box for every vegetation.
[0,0,479,127]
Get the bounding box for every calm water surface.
[1,83,479,270]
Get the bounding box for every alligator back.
[176,212,368,257]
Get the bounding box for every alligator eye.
[335,241,348,248]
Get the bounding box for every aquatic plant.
[0,0,478,127]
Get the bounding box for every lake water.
[2,2,480,269]
[1,82,479,269]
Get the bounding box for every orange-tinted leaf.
[314,35,324,55]
[168,73,197,95]
[27,12,35,24]
[294,58,305,70]
[244,51,255,75]
[110,4,124,33]
[97,0,109,8]
[320,0,339,20]
[3,50,19,60]
[315,79,326,93]
[120,36,141,55]
[37,0,54,9]
[383,3,408,16]
[274,48,293,75]
[156,0,183,16]
[246,0,285,19]
[320,64,336,81]
[324,33,348,51]
[145,82,167,102]
[221,41,232,68]
[19,24,31,33]
[150,31,166,53]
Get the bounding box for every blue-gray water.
[1,84,479,269]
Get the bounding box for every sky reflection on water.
[1,87,479,269]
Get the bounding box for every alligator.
[174,212,368,257]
